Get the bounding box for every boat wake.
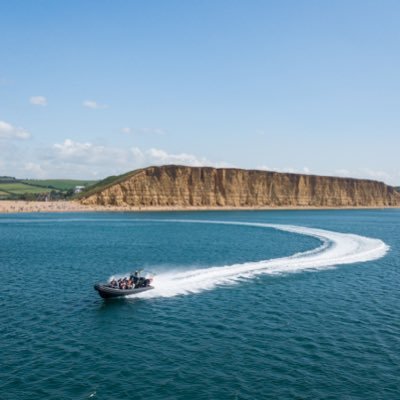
[129,220,389,299]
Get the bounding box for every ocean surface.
[1,210,399,399]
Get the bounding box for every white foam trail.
[128,220,389,299]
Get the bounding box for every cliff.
[80,165,400,208]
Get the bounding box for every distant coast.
[0,200,398,214]
[79,165,400,209]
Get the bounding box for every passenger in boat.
[144,278,151,287]
[135,277,143,288]
[130,271,139,285]
[110,279,117,288]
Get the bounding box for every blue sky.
[1,1,399,184]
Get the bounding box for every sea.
[1,210,399,399]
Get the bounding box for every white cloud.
[2,136,398,186]
[31,139,229,178]
[257,165,312,175]
[359,168,392,182]
[257,166,398,185]
[0,120,31,140]
[30,96,47,106]
[51,140,213,168]
[257,165,297,174]
[52,139,129,166]
[335,169,350,176]
[24,162,47,178]
[335,168,398,185]
[83,100,108,109]
[130,147,145,163]
[145,148,211,166]
[333,168,395,183]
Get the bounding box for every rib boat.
[94,271,154,299]
[94,283,154,298]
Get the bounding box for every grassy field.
[0,183,53,195]
[0,179,97,200]
[75,170,142,199]
[22,179,97,191]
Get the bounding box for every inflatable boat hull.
[94,283,154,299]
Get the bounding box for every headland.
[1,165,400,213]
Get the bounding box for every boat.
[94,270,154,299]
[94,283,154,298]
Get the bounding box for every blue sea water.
[1,210,399,399]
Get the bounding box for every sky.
[1,1,399,185]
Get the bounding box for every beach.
[0,200,397,213]
[0,200,96,213]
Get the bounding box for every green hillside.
[75,169,143,199]
[22,179,97,191]
[0,178,97,200]
[0,182,53,194]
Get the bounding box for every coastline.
[0,200,398,214]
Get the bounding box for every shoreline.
[0,200,399,214]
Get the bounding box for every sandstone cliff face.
[80,165,400,208]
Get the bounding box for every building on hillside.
[74,186,85,194]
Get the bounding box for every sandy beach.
[0,200,150,213]
[0,200,397,214]
[0,200,95,213]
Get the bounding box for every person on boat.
[135,277,143,288]
[130,271,139,285]
[144,278,152,287]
